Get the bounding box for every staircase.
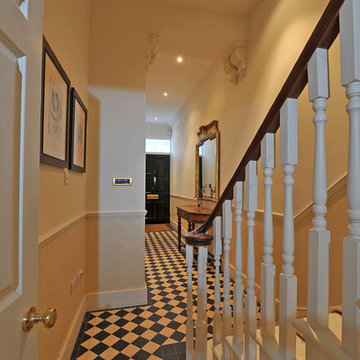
[183,0,360,359]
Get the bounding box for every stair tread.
[209,313,343,359]
[328,312,342,340]
[292,313,353,360]
[213,340,222,360]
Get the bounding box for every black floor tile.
[72,230,220,359]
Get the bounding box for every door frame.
[0,1,43,359]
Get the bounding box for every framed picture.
[69,88,87,173]
[40,37,71,168]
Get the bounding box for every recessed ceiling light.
[177,56,183,63]
[154,116,158,120]
[163,92,168,97]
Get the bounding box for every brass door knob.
[22,306,57,332]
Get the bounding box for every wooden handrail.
[185,0,344,245]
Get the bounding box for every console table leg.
[178,216,182,252]
[188,221,193,232]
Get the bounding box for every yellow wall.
[39,0,151,357]
[170,0,349,307]
[39,0,90,236]
[38,0,90,359]
[89,0,146,90]
[171,0,348,210]
[38,219,86,360]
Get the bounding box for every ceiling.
[145,0,260,126]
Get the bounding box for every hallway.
[71,230,220,359]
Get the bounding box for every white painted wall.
[171,0,347,215]
[170,0,348,307]
[86,0,147,312]
[146,122,172,140]
[87,87,145,212]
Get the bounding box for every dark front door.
[146,154,170,224]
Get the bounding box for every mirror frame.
[195,120,220,201]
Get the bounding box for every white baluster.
[213,216,223,347]
[279,98,298,360]
[307,48,331,329]
[340,0,360,355]
[186,244,194,360]
[233,181,244,352]
[245,161,258,360]
[260,133,276,339]
[222,200,232,360]
[233,181,244,354]
[195,246,208,360]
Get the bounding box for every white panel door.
[0,0,43,359]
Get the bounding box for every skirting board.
[57,295,87,360]
[86,286,148,312]
[57,286,148,359]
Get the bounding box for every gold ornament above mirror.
[195,120,220,202]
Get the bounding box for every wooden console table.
[177,205,212,252]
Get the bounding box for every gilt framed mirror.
[195,120,220,201]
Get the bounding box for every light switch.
[112,177,132,186]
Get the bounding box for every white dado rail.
[183,0,360,359]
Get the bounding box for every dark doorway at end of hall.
[145,154,170,224]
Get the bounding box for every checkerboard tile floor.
[71,230,225,360]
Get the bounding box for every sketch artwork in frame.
[69,88,87,173]
[40,37,70,168]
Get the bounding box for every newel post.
[186,243,194,359]
[212,216,223,347]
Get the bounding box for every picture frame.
[40,37,71,168]
[69,88,87,173]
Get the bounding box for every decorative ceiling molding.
[146,33,159,70]
[224,44,247,84]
